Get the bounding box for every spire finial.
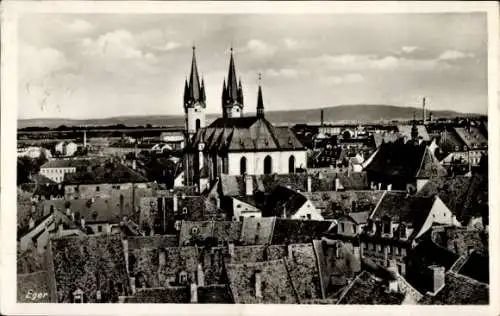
[192,40,196,51]
[258,72,262,83]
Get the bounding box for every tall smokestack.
[320,109,324,127]
[422,97,426,125]
[83,129,87,148]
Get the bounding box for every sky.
[18,13,488,119]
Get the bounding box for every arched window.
[195,119,201,132]
[240,157,247,175]
[288,155,295,173]
[264,155,272,175]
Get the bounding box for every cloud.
[265,68,300,79]
[320,73,364,86]
[439,50,475,60]
[298,53,444,72]
[244,39,277,58]
[67,19,95,33]
[401,46,420,53]
[81,29,158,64]
[19,43,74,83]
[156,41,183,52]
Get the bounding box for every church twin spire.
[183,46,206,112]
[183,45,265,119]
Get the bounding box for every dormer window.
[182,207,188,215]
[400,224,407,238]
[73,288,84,303]
[179,271,188,284]
[191,226,200,235]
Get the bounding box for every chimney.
[428,265,446,294]
[228,243,235,259]
[215,197,221,208]
[66,208,71,216]
[387,184,392,191]
[83,130,87,148]
[197,264,205,286]
[130,277,136,295]
[80,217,85,229]
[28,217,35,229]
[334,177,340,191]
[287,244,295,263]
[307,175,312,192]
[71,212,75,222]
[132,159,137,170]
[31,205,36,214]
[58,222,64,234]
[245,174,253,196]
[352,244,360,260]
[159,250,166,267]
[377,183,382,190]
[422,97,426,124]
[255,270,263,299]
[190,283,198,303]
[173,194,178,213]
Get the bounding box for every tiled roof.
[41,158,101,169]
[372,132,403,148]
[178,220,242,246]
[17,271,54,302]
[417,174,488,225]
[225,259,299,304]
[240,217,276,245]
[364,141,446,179]
[263,185,308,217]
[454,127,487,149]
[219,171,369,197]
[286,244,323,300]
[126,235,178,250]
[457,252,489,284]
[371,191,435,237]
[348,211,371,225]
[430,226,488,257]
[397,125,430,141]
[336,271,405,304]
[32,173,57,185]
[418,271,489,305]
[323,240,362,288]
[229,245,267,263]
[190,117,305,153]
[302,190,384,219]
[198,285,234,303]
[199,246,228,284]
[271,219,331,245]
[64,161,148,184]
[129,246,198,288]
[50,234,130,302]
[124,287,190,303]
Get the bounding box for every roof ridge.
[283,257,301,303]
[415,145,428,178]
[17,270,49,277]
[369,190,388,219]
[336,271,366,304]
[448,270,489,287]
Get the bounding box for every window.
[195,119,201,132]
[387,245,392,255]
[96,186,100,192]
[98,226,103,232]
[179,271,188,284]
[307,214,312,220]
[239,216,244,222]
[240,157,247,175]
[288,155,295,174]
[340,222,345,232]
[401,248,407,256]
[182,207,188,215]
[362,242,366,251]
[263,155,272,175]
[397,264,404,274]
[395,247,400,256]
[352,223,356,233]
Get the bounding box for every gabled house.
[359,191,460,276]
[364,140,447,192]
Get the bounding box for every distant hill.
[18,104,483,129]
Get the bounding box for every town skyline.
[18,13,487,120]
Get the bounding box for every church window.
[264,155,272,175]
[240,157,247,175]
[288,155,295,173]
[195,119,201,132]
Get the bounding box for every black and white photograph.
[1,1,498,315]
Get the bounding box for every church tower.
[184,46,206,136]
[222,48,244,118]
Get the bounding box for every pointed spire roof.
[257,73,264,118]
[200,77,206,101]
[227,47,239,102]
[189,45,201,101]
[183,77,190,105]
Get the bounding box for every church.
[182,46,307,190]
